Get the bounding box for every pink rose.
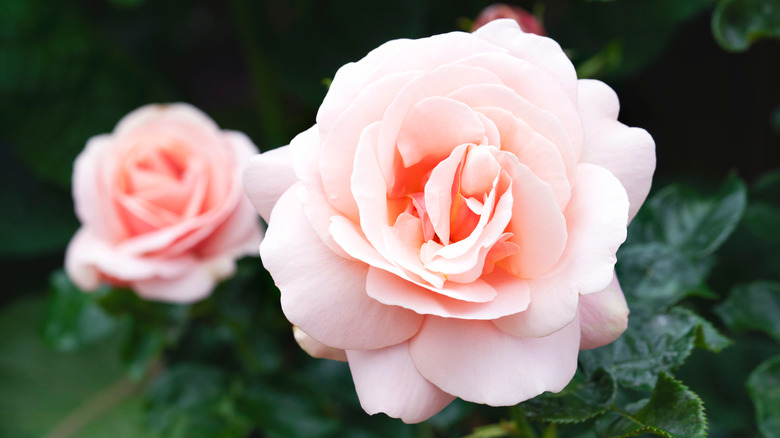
[472,4,546,36]
[66,104,263,303]
[244,19,655,422]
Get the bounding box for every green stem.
[510,406,538,438]
[43,378,140,438]
[228,0,286,147]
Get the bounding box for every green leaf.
[524,369,616,424]
[746,356,780,438]
[712,0,780,52]
[596,372,707,438]
[145,363,249,438]
[237,379,340,438]
[715,281,780,342]
[99,289,190,379]
[0,298,147,437]
[617,243,713,309]
[580,307,730,390]
[644,176,747,257]
[42,270,118,352]
[744,170,780,242]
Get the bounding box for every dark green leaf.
[121,323,166,380]
[617,243,713,309]
[712,0,780,52]
[0,298,147,437]
[524,369,616,424]
[145,363,249,438]
[237,380,340,438]
[596,372,707,438]
[746,356,780,438]
[643,176,747,257]
[580,307,729,390]
[715,281,780,342]
[42,270,118,352]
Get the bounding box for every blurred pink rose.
[66,103,263,303]
[472,4,545,36]
[244,20,654,422]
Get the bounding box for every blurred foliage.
[1,0,779,437]
[712,0,780,51]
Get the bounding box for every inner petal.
[396,96,488,167]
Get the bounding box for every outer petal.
[347,342,455,424]
[293,326,347,362]
[410,314,580,406]
[261,184,423,350]
[473,19,578,105]
[578,272,629,350]
[134,264,216,303]
[577,79,655,222]
[243,145,298,223]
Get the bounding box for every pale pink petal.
[456,52,583,158]
[424,145,469,244]
[72,135,129,241]
[113,103,221,137]
[558,163,629,294]
[366,267,530,320]
[497,152,567,278]
[293,326,347,362]
[579,272,629,350]
[243,145,298,223]
[493,273,581,337]
[396,96,487,167]
[376,64,504,185]
[409,314,580,406]
[320,71,421,219]
[134,264,216,303]
[477,106,570,209]
[347,342,455,424]
[472,19,578,105]
[261,185,423,350]
[577,79,656,222]
[447,84,576,183]
[494,163,629,337]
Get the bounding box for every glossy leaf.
[596,372,707,438]
[523,369,616,424]
[580,307,730,390]
[716,281,780,343]
[42,270,118,352]
[746,355,780,438]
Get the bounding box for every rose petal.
[347,342,455,424]
[397,96,487,167]
[473,19,578,105]
[409,313,580,406]
[243,145,298,223]
[293,326,347,362]
[579,272,629,350]
[494,163,629,337]
[366,267,530,319]
[577,79,656,222]
[261,184,423,350]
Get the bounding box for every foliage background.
[1,0,779,437]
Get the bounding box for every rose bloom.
[66,104,263,303]
[244,19,655,422]
[472,4,546,36]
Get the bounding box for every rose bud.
[472,3,546,36]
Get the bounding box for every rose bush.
[244,19,655,423]
[66,103,263,303]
